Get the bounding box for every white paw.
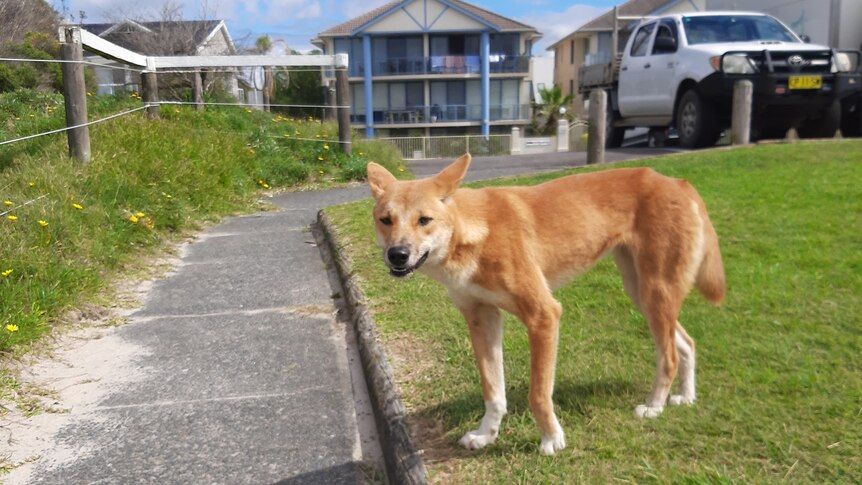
[634,404,664,419]
[458,429,498,450]
[539,431,566,455]
[669,394,696,406]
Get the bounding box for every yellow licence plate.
[789,75,822,89]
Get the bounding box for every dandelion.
[283,133,290,137]
[1,269,12,277]
[72,203,83,210]
[315,134,321,138]
[135,212,145,218]
[129,215,139,224]
[38,220,48,227]
[323,144,329,150]
[3,200,11,206]
[399,167,405,172]
[87,91,93,96]
[6,215,17,221]
[318,170,324,174]
[317,156,324,161]
[28,181,35,187]
[262,183,270,189]
[162,192,172,199]
[5,324,17,332]
[359,152,364,156]
[295,130,301,135]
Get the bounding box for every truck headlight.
[833,52,852,73]
[715,54,758,74]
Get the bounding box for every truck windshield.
[682,15,799,44]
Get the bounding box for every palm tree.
[532,84,574,135]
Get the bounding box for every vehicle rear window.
[683,15,798,44]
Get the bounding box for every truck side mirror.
[800,34,811,43]
[653,35,677,53]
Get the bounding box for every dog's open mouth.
[389,251,429,278]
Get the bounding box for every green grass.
[324,141,862,484]
[0,88,405,354]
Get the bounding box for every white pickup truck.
[578,11,861,148]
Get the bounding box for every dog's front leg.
[521,297,566,455]
[457,301,507,450]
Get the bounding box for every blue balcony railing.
[350,104,530,124]
[365,55,531,76]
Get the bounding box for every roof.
[317,0,537,37]
[83,20,227,55]
[577,0,674,32]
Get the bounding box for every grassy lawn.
[324,141,862,483]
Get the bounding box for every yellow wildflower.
[135,212,145,218]
[323,144,329,150]
[3,200,11,206]
[38,220,48,227]
[5,324,18,332]
[129,215,139,223]
[28,181,35,187]
[1,269,12,277]
[262,183,270,189]
[359,152,364,156]
[72,203,83,210]
[295,130,301,135]
[6,215,17,221]
[399,167,405,172]
[284,133,290,137]
[318,170,324,174]
[315,134,321,138]
[317,156,324,161]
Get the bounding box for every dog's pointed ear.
[433,153,471,199]
[367,162,397,199]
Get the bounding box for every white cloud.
[523,3,606,55]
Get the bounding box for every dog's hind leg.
[456,300,508,451]
[669,322,696,406]
[634,281,684,419]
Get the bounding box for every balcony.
[350,104,530,124]
[367,55,531,76]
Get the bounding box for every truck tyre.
[676,89,720,148]
[606,97,626,148]
[798,100,841,138]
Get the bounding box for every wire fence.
[378,134,512,159]
[0,53,342,150]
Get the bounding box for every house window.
[570,40,575,64]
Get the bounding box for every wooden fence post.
[263,67,273,112]
[587,89,606,164]
[731,80,752,145]
[325,80,336,121]
[59,26,91,163]
[193,69,204,111]
[142,58,159,120]
[334,54,352,155]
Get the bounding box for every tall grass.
[324,141,862,483]
[0,89,404,353]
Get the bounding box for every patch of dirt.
[383,333,464,483]
[0,238,191,483]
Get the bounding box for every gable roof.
[83,20,229,55]
[317,0,537,37]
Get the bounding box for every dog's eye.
[379,216,392,226]
[418,216,433,226]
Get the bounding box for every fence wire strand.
[1,105,150,146]
[0,57,145,73]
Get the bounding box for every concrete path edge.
[317,209,428,485]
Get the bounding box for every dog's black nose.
[387,246,410,267]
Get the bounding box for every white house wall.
[838,0,862,50]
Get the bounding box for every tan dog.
[366,154,725,455]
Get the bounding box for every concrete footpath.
[13,148,677,484]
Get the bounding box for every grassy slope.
[0,90,404,354]
[325,141,862,483]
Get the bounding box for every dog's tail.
[695,206,726,305]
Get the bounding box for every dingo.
[366,154,725,455]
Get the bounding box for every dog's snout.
[387,246,410,267]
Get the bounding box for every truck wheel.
[798,100,841,138]
[676,89,720,148]
[605,101,626,148]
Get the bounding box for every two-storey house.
[313,0,542,138]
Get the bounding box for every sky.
[54,0,619,55]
